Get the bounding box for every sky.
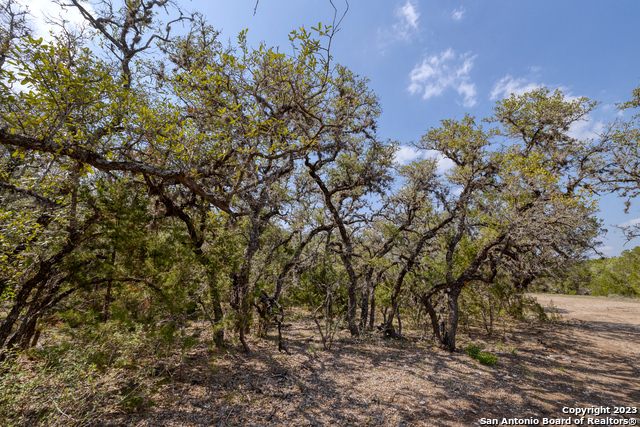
[19,0,640,257]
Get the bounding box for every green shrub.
[119,380,154,413]
[464,343,498,366]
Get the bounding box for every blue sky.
[22,0,640,256]
[191,0,640,257]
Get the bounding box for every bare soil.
[534,294,640,330]
[105,295,640,426]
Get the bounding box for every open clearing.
[54,296,640,426]
[533,294,640,330]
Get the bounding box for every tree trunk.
[0,282,40,350]
[368,288,376,330]
[306,164,360,337]
[16,315,38,350]
[231,272,253,353]
[488,293,494,335]
[345,273,359,336]
[4,276,75,356]
[230,213,266,353]
[30,328,42,349]
[102,280,112,322]
[384,268,406,337]
[460,293,470,337]
[360,286,370,331]
[102,247,117,322]
[422,295,443,344]
[442,286,462,352]
[360,268,375,330]
[211,284,225,348]
[0,213,98,354]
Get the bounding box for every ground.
[88,294,638,427]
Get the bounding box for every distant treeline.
[533,247,640,298]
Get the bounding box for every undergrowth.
[0,324,171,426]
[464,343,498,366]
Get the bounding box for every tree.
[375,157,456,338]
[409,90,604,351]
[601,86,640,240]
[588,247,640,297]
[304,134,395,335]
[0,0,384,352]
[0,0,617,363]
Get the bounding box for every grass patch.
[464,343,498,366]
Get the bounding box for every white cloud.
[408,49,478,107]
[425,150,456,173]
[601,104,615,113]
[568,119,604,141]
[456,83,476,106]
[620,217,640,228]
[490,75,544,100]
[17,0,94,41]
[7,1,95,94]
[377,1,420,49]
[394,146,423,165]
[491,75,607,141]
[491,75,607,142]
[452,7,465,21]
[394,146,456,173]
[397,1,420,31]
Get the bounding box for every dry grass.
[5,296,640,426]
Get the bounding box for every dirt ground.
[533,294,640,329]
[106,295,640,427]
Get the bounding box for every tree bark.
[359,273,371,331]
[422,295,443,344]
[368,287,376,330]
[383,216,456,338]
[306,162,360,336]
[0,213,99,351]
[442,286,462,352]
[210,283,225,348]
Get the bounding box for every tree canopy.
[0,0,638,366]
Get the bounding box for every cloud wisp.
[377,1,420,51]
[490,75,544,100]
[452,7,465,22]
[568,119,604,141]
[394,146,456,174]
[394,146,423,165]
[17,0,94,41]
[408,49,478,107]
[425,150,456,172]
[619,217,640,228]
[394,0,420,40]
[491,74,607,141]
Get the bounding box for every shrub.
[464,343,498,366]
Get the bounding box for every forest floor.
[11,295,640,426]
[91,294,640,427]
